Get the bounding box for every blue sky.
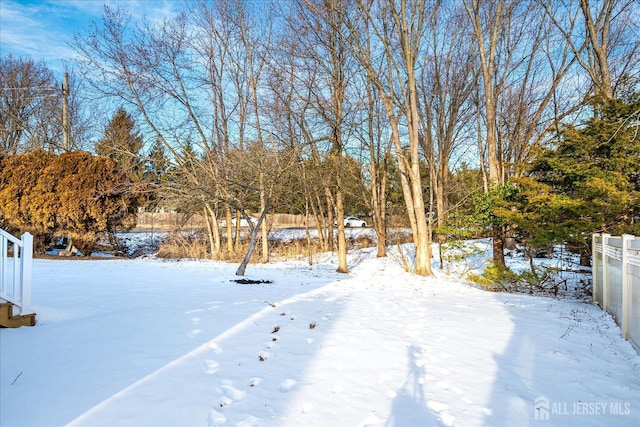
[0,0,181,76]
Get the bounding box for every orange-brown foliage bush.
[0,150,141,254]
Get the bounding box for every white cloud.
[0,1,81,72]
[0,0,182,75]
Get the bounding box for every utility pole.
[62,72,69,151]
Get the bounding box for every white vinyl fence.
[0,229,33,315]
[592,234,640,353]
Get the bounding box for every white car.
[342,216,367,228]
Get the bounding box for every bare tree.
[336,0,434,276]
[277,0,359,273]
[234,1,275,264]
[72,4,249,267]
[497,8,580,176]
[357,73,393,258]
[262,19,336,260]
[418,1,477,230]
[0,56,62,155]
[463,0,541,265]
[540,0,640,99]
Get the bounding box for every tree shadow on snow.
[483,292,640,427]
[386,345,441,427]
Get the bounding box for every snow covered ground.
[1,241,639,426]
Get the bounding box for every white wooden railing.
[0,229,33,315]
[592,233,640,353]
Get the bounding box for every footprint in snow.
[220,383,247,401]
[207,408,226,426]
[207,342,223,353]
[437,367,451,375]
[359,411,383,426]
[427,400,456,427]
[279,378,298,392]
[203,360,220,374]
[216,395,233,408]
[235,415,261,426]
[436,380,450,390]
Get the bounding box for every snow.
[1,240,639,426]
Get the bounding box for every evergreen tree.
[144,139,170,210]
[530,95,640,263]
[95,107,144,179]
[146,139,169,184]
[532,95,639,233]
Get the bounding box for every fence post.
[592,234,598,305]
[20,232,33,315]
[1,233,5,297]
[601,233,610,312]
[621,234,632,340]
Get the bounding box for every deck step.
[0,303,36,328]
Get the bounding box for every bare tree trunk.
[476,97,489,193]
[203,206,215,259]
[260,178,269,263]
[305,200,313,265]
[235,207,269,276]
[368,135,389,258]
[205,203,221,257]
[337,0,434,275]
[464,0,510,265]
[335,185,349,273]
[225,206,234,255]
